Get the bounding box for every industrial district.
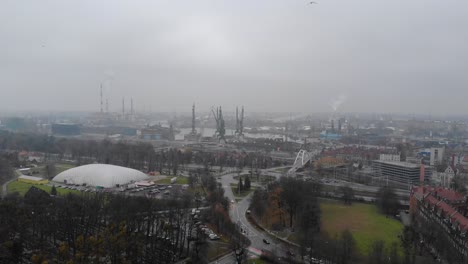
[1,93,468,264]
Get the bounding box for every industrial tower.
[212,106,226,143]
[184,103,201,141]
[235,106,244,137]
[122,97,125,116]
[191,103,197,135]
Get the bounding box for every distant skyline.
[1,0,467,115]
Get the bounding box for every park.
[320,199,403,256]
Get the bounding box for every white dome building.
[53,164,149,188]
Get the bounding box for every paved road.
[213,171,294,264]
[211,166,412,263]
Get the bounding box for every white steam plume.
[329,94,347,112]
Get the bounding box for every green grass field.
[155,176,189,185]
[320,199,403,256]
[7,181,80,196]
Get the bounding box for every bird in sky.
[310,1,318,4]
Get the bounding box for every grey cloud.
[1,0,467,114]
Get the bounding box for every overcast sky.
[1,0,467,114]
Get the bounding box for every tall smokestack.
[122,97,125,116]
[240,106,244,135]
[106,99,109,113]
[100,84,103,113]
[236,106,239,133]
[192,103,196,134]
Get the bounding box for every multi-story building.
[372,160,432,185]
[430,147,445,166]
[410,186,468,261]
[379,153,401,162]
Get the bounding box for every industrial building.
[52,123,81,136]
[372,160,432,185]
[140,124,174,141]
[53,164,149,188]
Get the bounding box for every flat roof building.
[372,160,431,185]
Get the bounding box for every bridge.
[287,149,321,175]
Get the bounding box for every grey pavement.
[212,169,295,263]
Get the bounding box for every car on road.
[286,250,295,257]
[231,199,235,204]
[246,210,251,214]
[209,234,219,240]
[263,239,270,244]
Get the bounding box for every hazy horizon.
[1,0,467,114]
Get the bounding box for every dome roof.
[53,164,149,188]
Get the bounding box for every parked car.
[263,239,270,244]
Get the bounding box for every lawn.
[207,241,231,261]
[155,176,189,185]
[320,199,403,256]
[7,181,80,196]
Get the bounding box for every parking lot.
[52,182,187,199]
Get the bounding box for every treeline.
[195,167,250,263]
[0,188,201,264]
[232,138,300,153]
[250,178,427,264]
[251,177,322,261]
[0,152,17,185]
[0,131,274,174]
